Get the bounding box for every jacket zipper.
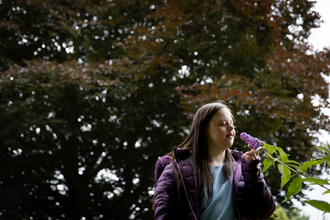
[176,163,198,220]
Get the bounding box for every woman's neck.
[207,149,226,167]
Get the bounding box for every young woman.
[153,101,275,220]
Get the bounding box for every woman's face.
[206,108,235,150]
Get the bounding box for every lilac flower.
[240,132,264,150]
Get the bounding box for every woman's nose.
[227,124,234,130]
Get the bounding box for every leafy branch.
[241,133,330,214]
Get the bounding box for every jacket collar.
[231,150,243,162]
[173,147,191,162]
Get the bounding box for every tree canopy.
[1,0,329,219]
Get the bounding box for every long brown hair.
[170,101,236,204]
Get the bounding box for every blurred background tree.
[0,0,329,219]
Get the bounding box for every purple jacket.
[154,148,275,220]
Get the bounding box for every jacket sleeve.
[239,158,275,219]
[154,163,178,220]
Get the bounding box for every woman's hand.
[243,144,260,161]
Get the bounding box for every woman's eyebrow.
[218,119,233,123]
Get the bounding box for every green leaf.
[284,175,302,202]
[278,164,284,175]
[285,164,300,170]
[326,142,330,152]
[301,159,323,173]
[279,154,289,163]
[275,146,285,155]
[264,143,275,155]
[303,177,329,185]
[278,164,291,188]
[262,158,273,172]
[315,146,330,154]
[304,200,330,213]
[323,190,330,195]
[322,155,330,166]
[286,160,301,167]
[275,146,289,162]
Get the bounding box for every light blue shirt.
[200,165,235,220]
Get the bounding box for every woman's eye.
[220,122,233,127]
